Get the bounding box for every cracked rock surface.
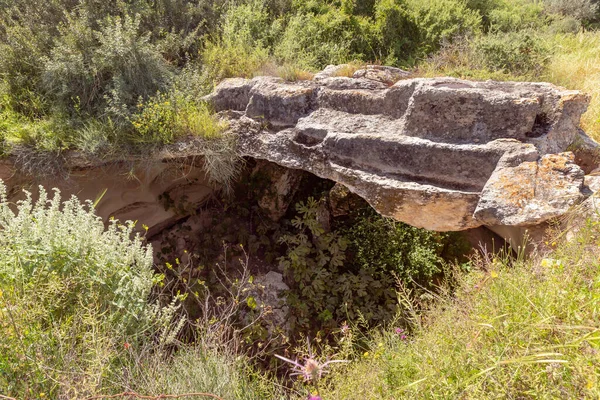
[205,65,595,231]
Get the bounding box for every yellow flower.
[490,270,498,279]
[586,379,595,390]
[541,258,563,269]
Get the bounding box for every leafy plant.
[343,208,447,286]
[279,198,449,334]
[0,181,182,397]
[473,31,550,76]
[278,197,349,332]
[406,0,482,55]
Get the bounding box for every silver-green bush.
[0,181,181,397]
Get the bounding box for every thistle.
[275,338,348,398]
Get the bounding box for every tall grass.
[320,219,600,399]
[543,31,600,140]
[121,345,286,399]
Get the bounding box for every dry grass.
[331,61,366,78]
[254,61,315,81]
[543,31,600,140]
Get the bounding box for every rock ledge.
[205,65,595,231]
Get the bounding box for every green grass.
[543,31,600,140]
[319,220,600,399]
[121,345,286,399]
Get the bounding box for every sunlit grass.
[543,31,600,140]
[321,219,600,399]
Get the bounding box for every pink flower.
[340,322,350,335]
[395,328,408,340]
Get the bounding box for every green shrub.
[43,13,173,122]
[279,199,448,333]
[199,0,274,84]
[201,39,269,84]
[274,7,372,70]
[547,15,583,34]
[463,0,547,33]
[0,25,49,118]
[406,0,482,55]
[486,1,546,32]
[86,12,173,119]
[374,0,419,65]
[544,0,598,24]
[464,0,503,27]
[341,0,378,16]
[473,31,550,76]
[0,182,185,397]
[344,208,447,286]
[221,0,274,49]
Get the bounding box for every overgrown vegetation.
[319,218,600,399]
[279,199,457,333]
[0,180,283,398]
[2,0,600,161]
[3,0,600,398]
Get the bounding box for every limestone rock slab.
[205,67,594,231]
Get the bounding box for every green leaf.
[247,296,258,310]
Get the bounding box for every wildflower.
[395,327,407,340]
[490,270,498,278]
[340,322,350,335]
[308,396,322,400]
[275,338,347,383]
[124,342,131,350]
